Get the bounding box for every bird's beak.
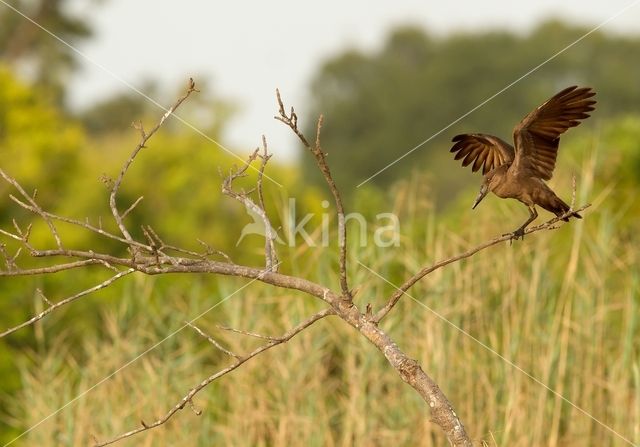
[472,185,488,210]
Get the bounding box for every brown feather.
[450,133,515,174]
[512,86,596,180]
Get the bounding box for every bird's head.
[472,182,489,210]
[472,165,507,209]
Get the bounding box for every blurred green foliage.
[0,67,307,444]
[0,0,94,105]
[1,19,640,446]
[305,21,640,203]
[0,67,84,202]
[4,124,639,445]
[0,65,85,443]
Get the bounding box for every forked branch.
[221,138,279,271]
[12,82,599,446]
[109,78,198,249]
[0,169,62,249]
[373,202,591,323]
[0,268,135,338]
[92,308,334,446]
[275,89,350,300]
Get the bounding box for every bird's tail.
[544,196,582,222]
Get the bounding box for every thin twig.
[0,259,105,277]
[0,228,22,242]
[275,90,351,300]
[257,136,278,268]
[0,268,135,338]
[216,324,280,341]
[36,288,53,307]
[4,192,153,251]
[222,146,280,271]
[0,243,20,271]
[196,239,233,264]
[93,308,334,446]
[185,321,242,361]
[0,169,62,249]
[109,78,197,247]
[121,196,144,220]
[372,203,591,323]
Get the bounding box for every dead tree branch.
[275,89,350,300]
[221,139,279,271]
[1,163,152,254]
[92,308,334,447]
[0,268,135,338]
[0,259,106,277]
[109,78,197,250]
[0,171,62,250]
[372,202,592,323]
[185,321,243,361]
[2,82,591,447]
[217,324,280,341]
[0,83,476,446]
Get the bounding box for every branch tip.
[188,399,202,416]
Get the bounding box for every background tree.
[304,21,640,203]
[0,0,98,105]
[1,17,639,446]
[0,80,595,446]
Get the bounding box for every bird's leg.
[507,206,538,241]
[502,206,538,241]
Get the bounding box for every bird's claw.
[503,228,526,245]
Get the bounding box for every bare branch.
[372,203,591,323]
[257,136,279,268]
[187,399,202,416]
[140,225,166,267]
[0,268,135,338]
[275,90,351,300]
[0,169,62,249]
[274,89,309,146]
[121,196,144,220]
[196,239,233,264]
[0,243,20,271]
[0,228,22,242]
[185,321,242,361]
[36,288,53,307]
[0,259,105,277]
[109,78,198,247]
[216,324,280,341]
[93,308,334,446]
[0,243,340,309]
[4,188,152,251]
[222,145,279,271]
[0,82,532,446]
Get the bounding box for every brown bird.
[450,86,596,240]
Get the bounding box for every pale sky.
[66,0,640,159]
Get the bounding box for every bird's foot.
[502,227,526,244]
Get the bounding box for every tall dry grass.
[6,147,639,446]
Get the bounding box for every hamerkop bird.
[450,86,596,240]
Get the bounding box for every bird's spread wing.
[513,86,596,180]
[450,133,515,175]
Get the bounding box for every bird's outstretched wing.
[450,133,515,175]
[513,86,596,180]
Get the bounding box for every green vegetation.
[6,131,639,445]
[1,18,640,447]
[0,0,93,104]
[305,21,640,203]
